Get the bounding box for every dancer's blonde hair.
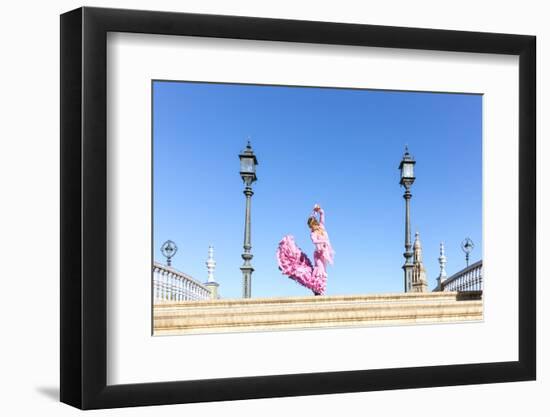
[308,216,325,235]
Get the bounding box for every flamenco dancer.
[276,204,335,296]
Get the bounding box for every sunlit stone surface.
[153,291,482,335]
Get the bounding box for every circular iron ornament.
[461,237,475,254]
[161,240,178,266]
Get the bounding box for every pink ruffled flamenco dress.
[276,208,335,296]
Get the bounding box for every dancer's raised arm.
[313,204,325,228]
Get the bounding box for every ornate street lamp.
[161,240,178,267]
[239,141,258,298]
[399,146,416,292]
[461,237,475,267]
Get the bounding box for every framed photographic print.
[60,6,536,409]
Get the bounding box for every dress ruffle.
[276,235,326,295]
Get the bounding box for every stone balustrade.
[153,262,211,302]
[441,261,483,292]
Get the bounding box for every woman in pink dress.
[276,204,335,295]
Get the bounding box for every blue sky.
[153,81,482,299]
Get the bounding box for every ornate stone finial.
[438,242,448,281]
[204,245,220,300]
[413,231,423,261]
[411,231,428,292]
[206,245,216,283]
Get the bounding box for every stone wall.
[153,292,482,335]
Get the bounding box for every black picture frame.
[60,6,536,410]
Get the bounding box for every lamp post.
[461,237,474,267]
[399,146,416,292]
[239,141,258,298]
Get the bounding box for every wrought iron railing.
[153,262,211,302]
[441,260,483,292]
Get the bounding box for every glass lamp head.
[239,141,258,184]
[399,146,416,187]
